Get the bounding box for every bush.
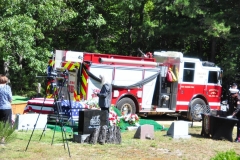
[0,121,17,143]
[211,150,240,160]
[25,91,37,99]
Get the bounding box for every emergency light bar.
[99,58,162,67]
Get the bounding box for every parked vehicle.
[24,50,223,120]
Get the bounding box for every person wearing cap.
[93,75,112,126]
[228,83,239,115]
[228,83,240,142]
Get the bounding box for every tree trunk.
[128,10,133,55]
[137,1,145,53]
[198,39,203,59]
[19,55,23,69]
[3,61,9,77]
[211,38,216,63]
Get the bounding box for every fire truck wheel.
[188,98,206,121]
[116,98,136,115]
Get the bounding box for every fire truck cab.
[153,51,222,120]
[49,50,222,120]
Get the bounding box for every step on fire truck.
[25,50,223,120]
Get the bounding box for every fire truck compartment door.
[142,70,158,108]
[62,70,78,101]
[54,50,66,70]
[177,84,194,108]
[114,68,143,86]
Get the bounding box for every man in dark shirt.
[94,75,112,126]
[229,83,240,142]
[231,103,240,142]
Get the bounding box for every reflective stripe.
[69,63,74,70]
[62,61,80,70]
[47,94,53,98]
[209,102,220,106]
[80,86,86,97]
[73,91,76,101]
[80,68,88,99]
[82,68,87,86]
[176,101,189,105]
[176,101,220,106]
[74,62,80,69]
[47,83,50,90]
[48,60,55,66]
[74,90,80,101]
[64,61,71,69]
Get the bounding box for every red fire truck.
[25,50,223,120]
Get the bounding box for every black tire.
[116,98,136,116]
[187,98,207,121]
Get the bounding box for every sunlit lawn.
[0,125,239,160]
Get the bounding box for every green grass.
[0,126,240,160]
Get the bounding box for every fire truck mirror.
[218,70,223,85]
[219,71,223,78]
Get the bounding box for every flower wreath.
[123,114,140,126]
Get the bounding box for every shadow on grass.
[161,133,204,138]
[189,133,205,138]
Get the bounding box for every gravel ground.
[144,114,203,126]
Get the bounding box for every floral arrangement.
[123,114,140,126]
[83,98,99,109]
[109,110,120,126]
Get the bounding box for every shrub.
[0,121,17,143]
[211,150,240,160]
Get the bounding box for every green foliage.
[211,150,240,160]
[0,0,78,96]
[0,121,17,143]
[204,18,231,38]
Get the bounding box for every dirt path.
[143,114,202,126]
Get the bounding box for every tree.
[0,0,240,96]
[0,0,77,95]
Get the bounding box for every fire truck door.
[177,62,195,110]
[142,70,158,109]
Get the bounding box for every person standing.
[228,83,239,115]
[94,75,112,126]
[0,75,13,125]
[227,83,240,142]
[231,101,240,142]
